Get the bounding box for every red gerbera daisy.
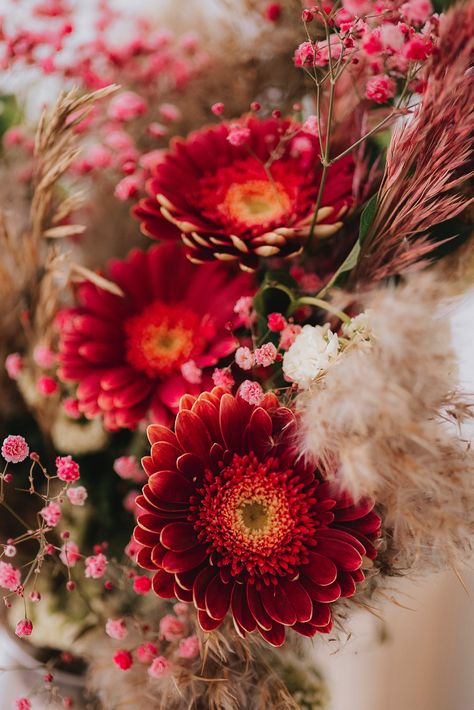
[134,388,380,646]
[58,245,252,430]
[133,117,354,271]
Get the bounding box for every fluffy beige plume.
[299,274,474,573]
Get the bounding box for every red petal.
[316,528,366,556]
[303,578,341,603]
[219,394,248,454]
[133,526,159,547]
[303,551,338,586]
[338,572,357,597]
[147,424,179,448]
[292,622,319,638]
[148,470,194,504]
[246,582,272,631]
[309,603,332,627]
[231,584,257,632]
[244,407,273,460]
[176,453,204,479]
[160,522,198,552]
[175,409,212,463]
[280,578,313,623]
[162,545,208,573]
[260,584,297,626]
[205,576,232,620]
[174,584,193,603]
[151,442,180,471]
[316,539,363,572]
[258,622,286,647]
[193,567,217,610]
[136,546,155,571]
[198,609,222,632]
[152,570,175,598]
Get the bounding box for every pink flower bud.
[15,618,33,637]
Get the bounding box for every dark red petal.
[198,609,222,632]
[136,546,155,571]
[260,585,297,627]
[151,442,180,471]
[292,622,319,638]
[303,551,338,586]
[316,529,366,556]
[151,544,167,567]
[176,453,204,479]
[280,578,313,623]
[303,578,341,603]
[193,567,218,610]
[160,522,199,552]
[231,584,257,632]
[174,584,193,603]
[246,582,272,631]
[257,622,286,647]
[152,570,176,598]
[316,539,363,572]
[162,545,208,573]
[191,398,221,443]
[219,393,248,454]
[308,603,332,628]
[205,575,233,620]
[133,526,159,547]
[147,424,179,448]
[137,514,166,533]
[142,456,156,477]
[148,470,194,504]
[175,409,212,463]
[244,407,273,460]
[338,572,357,597]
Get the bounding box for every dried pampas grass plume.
[299,274,474,574]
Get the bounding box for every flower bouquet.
[0,0,473,708]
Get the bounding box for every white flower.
[342,310,373,341]
[282,324,340,389]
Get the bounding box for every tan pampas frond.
[299,273,474,575]
[353,0,474,286]
[86,609,328,709]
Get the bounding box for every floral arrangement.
[0,0,473,708]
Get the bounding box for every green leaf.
[320,192,378,294]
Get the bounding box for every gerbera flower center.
[221,180,291,228]
[192,452,320,583]
[124,300,203,377]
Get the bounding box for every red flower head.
[134,388,380,646]
[58,244,252,430]
[133,117,354,271]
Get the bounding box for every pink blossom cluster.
[295,0,438,103]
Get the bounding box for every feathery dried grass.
[299,273,474,575]
[353,0,474,286]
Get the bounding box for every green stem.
[291,296,351,324]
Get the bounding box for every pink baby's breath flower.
[85,552,107,579]
[63,397,81,419]
[233,295,254,326]
[302,115,318,135]
[14,698,31,710]
[40,502,62,527]
[235,346,254,371]
[87,144,112,169]
[159,103,181,122]
[264,2,281,21]
[227,124,251,147]
[136,642,157,663]
[113,455,144,481]
[2,435,29,463]
[342,0,372,15]
[66,486,88,506]
[362,30,383,56]
[173,603,189,616]
[279,324,302,350]
[3,544,16,557]
[178,635,200,659]
[105,129,134,151]
[5,353,23,380]
[105,618,128,640]
[402,35,433,60]
[148,656,171,678]
[400,0,432,25]
[294,41,316,67]
[33,345,56,368]
[211,368,235,391]
[379,23,405,51]
[59,541,81,567]
[254,342,277,367]
[159,614,186,641]
[56,455,80,482]
[37,375,59,396]
[211,102,225,116]
[114,175,141,201]
[147,122,168,139]
[109,91,147,122]
[0,560,21,591]
[267,313,287,332]
[113,649,133,670]
[15,618,33,637]
[180,360,202,384]
[238,380,264,406]
[125,537,141,560]
[365,74,396,103]
[133,575,152,595]
[3,127,25,148]
[123,490,140,514]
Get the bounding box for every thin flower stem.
[292,296,351,324]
